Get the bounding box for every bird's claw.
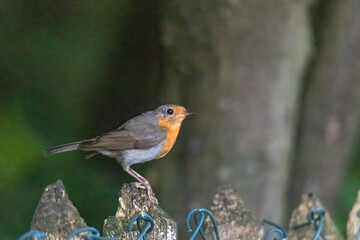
[130,182,146,189]
[130,182,159,205]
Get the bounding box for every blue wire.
[351,227,360,240]
[67,226,100,239]
[350,210,360,240]
[263,219,288,240]
[67,226,119,240]
[292,207,326,240]
[18,214,153,240]
[186,208,220,240]
[18,230,47,240]
[309,208,326,240]
[129,213,154,240]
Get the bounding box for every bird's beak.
[185,112,196,117]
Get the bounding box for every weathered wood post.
[25,180,360,239]
[25,180,176,239]
[347,190,360,240]
[204,186,264,239]
[103,183,177,239]
[288,193,343,240]
[30,180,87,239]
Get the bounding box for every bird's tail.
[45,139,93,156]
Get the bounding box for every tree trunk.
[290,0,360,211]
[159,1,312,235]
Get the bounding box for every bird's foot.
[129,182,159,204]
[129,182,146,190]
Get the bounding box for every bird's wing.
[79,116,167,151]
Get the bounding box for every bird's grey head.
[154,104,194,120]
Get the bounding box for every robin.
[45,104,194,204]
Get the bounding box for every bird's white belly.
[118,143,163,166]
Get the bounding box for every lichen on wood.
[103,183,177,239]
[30,179,87,240]
[347,190,360,239]
[288,193,343,240]
[204,186,264,240]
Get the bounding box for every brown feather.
[79,112,167,151]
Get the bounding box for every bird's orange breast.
[156,117,182,158]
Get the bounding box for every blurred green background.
[0,0,359,239]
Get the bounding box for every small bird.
[45,104,194,204]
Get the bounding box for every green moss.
[334,130,360,236]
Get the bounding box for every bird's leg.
[122,167,147,189]
[122,165,158,204]
[123,167,146,190]
[128,168,159,205]
[127,167,154,195]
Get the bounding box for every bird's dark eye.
[167,108,174,115]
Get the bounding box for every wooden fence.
[21,179,360,239]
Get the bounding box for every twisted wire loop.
[263,219,288,240]
[292,207,326,240]
[186,208,220,240]
[18,230,48,240]
[128,213,154,240]
[67,226,119,240]
[352,228,360,240]
[350,209,360,240]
